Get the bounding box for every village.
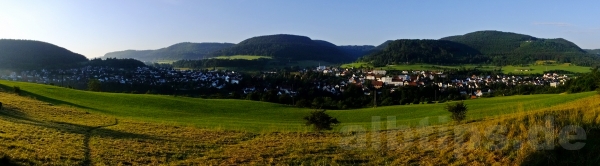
[0,66,244,90]
[0,65,571,98]
[309,65,571,98]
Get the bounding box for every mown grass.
[1,88,600,165]
[0,80,595,132]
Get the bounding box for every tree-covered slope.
[374,40,393,51]
[0,39,88,70]
[442,31,585,54]
[208,34,353,63]
[103,42,235,62]
[338,45,375,60]
[440,30,599,66]
[585,49,600,55]
[359,39,485,66]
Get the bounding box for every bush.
[0,101,3,110]
[304,109,340,132]
[446,101,468,123]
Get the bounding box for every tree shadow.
[0,155,19,166]
[0,109,163,166]
[520,128,600,166]
[19,90,103,112]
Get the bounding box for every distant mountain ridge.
[103,42,235,62]
[208,34,354,63]
[0,39,88,70]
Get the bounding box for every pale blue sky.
[1,0,599,58]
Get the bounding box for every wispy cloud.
[565,28,600,34]
[532,22,573,27]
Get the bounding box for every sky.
[1,0,599,58]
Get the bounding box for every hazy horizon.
[2,0,600,58]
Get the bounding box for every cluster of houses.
[0,65,572,98]
[315,66,572,97]
[0,66,243,90]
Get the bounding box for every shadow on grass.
[0,155,21,166]
[0,109,163,166]
[520,128,600,166]
[0,83,102,112]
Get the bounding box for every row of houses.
[0,66,244,90]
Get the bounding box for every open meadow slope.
[341,62,591,74]
[0,80,595,132]
[1,88,600,165]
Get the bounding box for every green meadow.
[502,63,591,74]
[342,62,591,74]
[0,80,595,132]
[212,55,272,60]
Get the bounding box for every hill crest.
[209,34,353,63]
[103,42,235,62]
[0,39,88,70]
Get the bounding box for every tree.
[446,102,468,123]
[87,79,102,92]
[304,109,340,132]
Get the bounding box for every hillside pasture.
[502,63,590,74]
[342,62,590,74]
[341,62,497,71]
[212,55,272,60]
[0,80,595,132]
[1,88,600,165]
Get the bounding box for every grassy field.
[502,63,590,74]
[1,86,599,165]
[0,80,595,132]
[341,62,496,71]
[342,62,591,74]
[154,60,177,64]
[212,55,272,60]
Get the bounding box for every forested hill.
[0,39,88,70]
[586,49,600,55]
[359,39,486,66]
[441,31,585,54]
[338,45,375,59]
[374,40,393,50]
[440,30,599,66]
[208,34,353,63]
[103,42,235,62]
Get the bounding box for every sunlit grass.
[0,80,594,132]
[1,82,599,165]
